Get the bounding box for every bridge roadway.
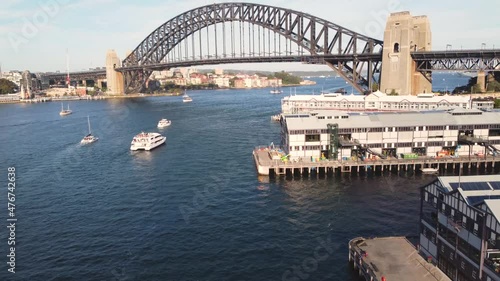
[413,49,500,71]
[42,69,106,81]
[41,49,499,81]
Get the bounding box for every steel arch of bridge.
[119,2,383,94]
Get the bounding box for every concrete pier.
[253,147,500,177]
[349,237,451,281]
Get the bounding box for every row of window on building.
[288,124,500,135]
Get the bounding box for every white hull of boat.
[157,119,172,128]
[271,114,281,121]
[81,136,98,144]
[421,167,438,174]
[130,136,166,151]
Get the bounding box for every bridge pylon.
[380,12,432,95]
[105,49,124,95]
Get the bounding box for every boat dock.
[253,146,500,177]
[349,237,451,281]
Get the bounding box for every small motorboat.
[157,118,172,128]
[421,167,439,174]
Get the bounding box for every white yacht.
[157,118,171,128]
[59,103,72,116]
[271,114,281,122]
[182,92,193,103]
[81,116,98,144]
[130,132,166,151]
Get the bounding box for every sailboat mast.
[87,116,91,134]
[66,49,70,90]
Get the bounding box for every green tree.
[0,78,18,95]
[255,72,273,79]
[229,77,237,87]
[389,89,398,96]
[487,81,500,92]
[371,82,379,92]
[494,99,500,108]
[273,71,302,85]
[471,84,482,93]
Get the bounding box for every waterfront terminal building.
[280,108,500,161]
[420,175,500,281]
[281,91,493,114]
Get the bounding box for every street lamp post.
[481,43,486,50]
[446,44,452,51]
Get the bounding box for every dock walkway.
[349,237,451,281]
[253,147,500,177]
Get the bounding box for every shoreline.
[2,90,500,105]
[0,93,178,104]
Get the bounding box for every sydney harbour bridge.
[42,2,500,95]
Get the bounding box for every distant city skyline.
[1,0,499,73]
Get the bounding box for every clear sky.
[1,0,499,73]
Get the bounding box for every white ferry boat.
[80,116,98,144]
[157,118,171,128]
[59,103,72,116]
[130,132,166,151]
[182,93,193,103]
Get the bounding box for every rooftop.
[283,108,500,131]
[282,91,471,103]
[437,175,500,219]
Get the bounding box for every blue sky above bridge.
[1,0,499,72]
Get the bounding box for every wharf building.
[419,175,500,281]
[281,91,494,115]
[280,108,500,161]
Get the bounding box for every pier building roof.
[282,91,471,103]
[283,108,500,131]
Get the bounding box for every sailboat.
[80,116,98,144]
[182,90,192,102]
[270,85,283,94]
[59,103,72,116]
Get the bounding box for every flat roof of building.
[282,91,471,103]
[283,108,499,130]
[351,236,451,281]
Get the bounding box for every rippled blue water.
[0,75,468,280]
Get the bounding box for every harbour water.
[0,73,469,280]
